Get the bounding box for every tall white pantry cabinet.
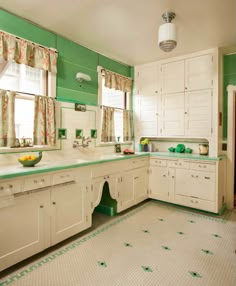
[134,48,219,157]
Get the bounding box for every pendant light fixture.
[158,12,177,52]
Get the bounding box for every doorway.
[227,85,236,209]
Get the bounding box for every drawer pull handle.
[9,184,13,188]
[52,202,56,205]
[198,165,202,168]
[41,179,45,183]
[204,176,210,179]
[195,201,198,204]
[0,186,4,190]
[196,175,199,178]
[60,175,64,178]
[179,163,182,166]
[203,165,207,168]
[40,205,44,208]
[34,180,38,183]
[163,174,166,177]
[172,176,175,178]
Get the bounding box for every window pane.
[15,97,34,139]
[102,83,124,109]
[0,61,44,95]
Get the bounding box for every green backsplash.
[223,53,236,139]
[0,9,132,106]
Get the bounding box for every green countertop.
[0,152,225,180]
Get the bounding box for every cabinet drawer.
[175,194,216,213]
[130,158,148,169]
[0,180,23,195]
[52,171,75,185]
[168,160,189,169]
[92,163,120,178]
[150,158,167,167]
[24,175,51,191]
[190,162,216,172]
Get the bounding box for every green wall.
[0,9,132,106]
[223,53,236,139]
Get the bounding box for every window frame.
[97,70,132,146]
[0,61,59,154]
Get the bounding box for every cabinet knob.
[40,205,44,208]
[52,202,56,205]
[34,180,38,183]
[185,87,188,90]
[9,184,13,188]
[172,176,175,178]
[41,179,45,183]
[155,91,158,93]
[0,186,4,190]
[195,200,198,204]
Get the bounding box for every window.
[0,61,46,141]
[101,77,131,143]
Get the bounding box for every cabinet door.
[51,182,89,245]
[175,169,215,201]
[149,166,169,201]
[161,60,185,94]
[135,65,160,136]
[185,54,213,91]
[134,168,148,204]
[0,190,50,271]
[161,92,185,136]
[117,172,135,212]
[185,90,212,137]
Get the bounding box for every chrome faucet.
[73,137,91,149]
[82,136,91,147]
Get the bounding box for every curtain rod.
[0,30,58,54]
[3,90,41,97]
[100,104,126,111]
[98,66,132,80]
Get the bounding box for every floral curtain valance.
[103,69,132,93]
[0,31,58,73]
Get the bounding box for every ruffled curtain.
[0,89,16,147]
[0,31,57,73]
[33,96,56,146]
[123,110,132,141]
[104,69,132,92]
[101,106,115,142]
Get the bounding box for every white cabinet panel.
[117,171,135,212]
[161,92,185,136]
[0,190,50,271]
[161,60,185,94]
[149,166,170,201]
[135,64,160,136]
[175,168,215,201]
[185,54,213,91]
[134,168,148,204]
[185,90,212,137]
[51,181,90,245]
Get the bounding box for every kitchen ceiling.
[0,0,236,66]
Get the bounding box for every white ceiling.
[0,0,236,66]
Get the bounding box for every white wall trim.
[226,85,236,209]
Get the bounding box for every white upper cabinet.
[185,54,213,91]
[161,92,185,136]
[161,60,185,94]
[185,90,212,137]
[135,64,160,136]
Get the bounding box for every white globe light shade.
[158,22,177,52]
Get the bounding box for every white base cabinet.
[148,157,225,213]
[51,181,91,246]
[0,190,50,271]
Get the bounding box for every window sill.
[0,145,61,154]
